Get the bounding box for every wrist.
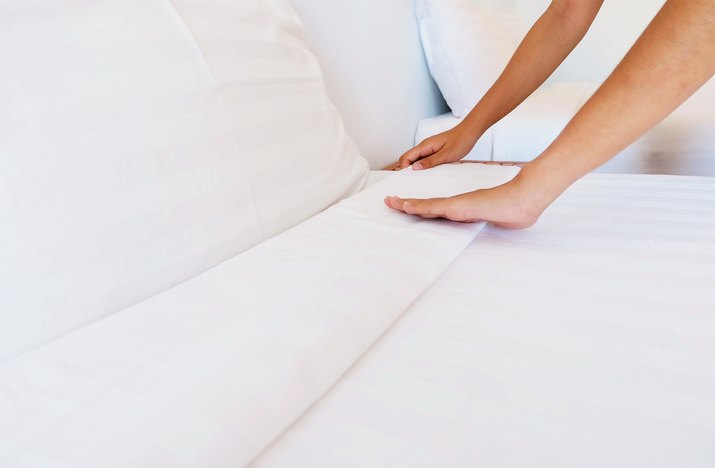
[458,112,490,141]
[453,121,483,149]
[513,158,573,215]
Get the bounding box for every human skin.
[385,0,715,229]
[385,0,604,172]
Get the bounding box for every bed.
[2,1,714,467]
[4,164,714,467]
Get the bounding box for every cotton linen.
[254,171,715,468]
[0,165,518,468]
[0,0,368,362]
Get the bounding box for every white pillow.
[417,0,522,118]
[0,0,368,362]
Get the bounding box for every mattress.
[416,81,715,176]
[254,170,715,467]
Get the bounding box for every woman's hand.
[390,124,481,171]
[383,169,551,229]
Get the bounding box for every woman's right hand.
[391,124,481,171]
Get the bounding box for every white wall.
[290,0,448,169]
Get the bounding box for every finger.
[402,198,449,218]
[383,161,402,171]
[397,147,425,169]
[398,140,443,169]
[383,195,402,211]
[384,196,449,218]
[383,196,414,213]
[412,150,449,171]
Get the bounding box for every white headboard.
[290,0,448,169]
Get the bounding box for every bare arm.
[524,0,715,210]
[393,0,603,170]
[460,0,604,145]
[386,0,715,228]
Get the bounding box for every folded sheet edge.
[0,164,519,467]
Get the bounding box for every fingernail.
[412,162,422,170]
[403,201,412,210]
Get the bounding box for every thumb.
[401,197,450,218]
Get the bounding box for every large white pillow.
[417,0,522,118]
[0,0,368,362]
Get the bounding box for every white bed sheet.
[254,172,715,467]
[364,170,396,188]
[0,165,517,468]
[417,81,715,176]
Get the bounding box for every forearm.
[461,0,603,137]
[523,0,715,207]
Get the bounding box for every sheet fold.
[0,164,518,467]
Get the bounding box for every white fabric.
[417,0,522,118]
[255,170,715,468]
[170,0,368,234]
[0,165,518,468]
[0,0,367,362]
[364,170,395,188]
